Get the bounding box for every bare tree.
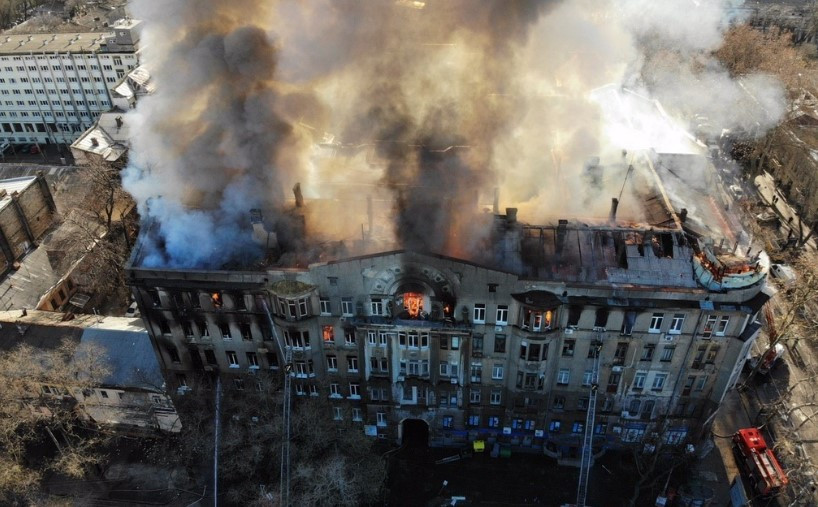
[0,338,111,502]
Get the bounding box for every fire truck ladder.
[576,337,603,507]
[261,299,291,507]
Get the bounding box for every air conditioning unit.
[612,365,623,373]
[564,328,575,335]
[663,334,675,342]
[396,375,405,382]
[450,377,458,385]
[495,326,504,332]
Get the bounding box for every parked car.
[729,184,744,198]
[125,302,140,318]
[29,144,40,154]
[770,263,796,284]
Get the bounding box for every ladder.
[261,299,291,507]
[576,336,603,507]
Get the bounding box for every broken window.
[613,342,629,365]
[211,292,223,309]
[562,339,575,357]
[322,325,334,343]
[234,294,247,311]
[621,311,637,335]
[567,306,583,327]
[594,308,609,328]
[494,334,506,353]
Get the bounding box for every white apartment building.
[0,19,141,146]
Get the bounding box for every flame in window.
[403,293,423,318]
[211,292,223,308]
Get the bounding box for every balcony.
[348,315,472,331]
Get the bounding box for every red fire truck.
[733,428,789,497]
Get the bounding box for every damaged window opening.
[594,308,609,329]
[235,294,247,311]
[621,311,637,335]
[401,292,424,318]
[211,292,223,309]
[567,306,583,327]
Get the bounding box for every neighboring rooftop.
[0,175,37,210]
[0,31,113,54]
[0,310,164,391]
[71,112,129,163]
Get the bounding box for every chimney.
[293,182,304,208]
[493,188,499,214]
[556,219,568,254]
[679,208,688,223]
[506,207,517,224]
[366,195,373,235]
[90,137,99,147]
[115,116,123,130]
[608,198,619,223]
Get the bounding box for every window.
[439,336,448,349]
[716,316,730,336]
[607,372,621,393]
[633,372,646,390]
[474,304,486,323]
[349,383,361,398]
[367,331,377,345]
[660,345,675,362]
[549,420,561,432]
[298,298,309,316]
[669,313,685,334]
[557,369,570,385]
[344,329,356,346]
[702,315,717,338]
[439,361,449,376]
[295,361,314,377]
[347,356,359,373]
[594,308,609,328]
[408,360,420,376]
[240,323,252,341]
[488,416,500,428]
[330,383,341,397]
[370,298,384,315]
[320,298,331,315]
[572,421,585,434]
[468,415,480,427]
[333,407,343,421]
[621,311,637,335]
[469,389,481,404]
[379,332,389,347]
[494,334,506,353]
[652,373,668,391]
[641,344,655,361]
[492,363,504,380]
[246,352,259,368]
[167,347,181,363]
[496,305,508,325]
[705,345,720,364]
[524,373,537,389]
[326,355,337,371]
[341,298,353,316]
[226,351,239,368]
[219,323,231,339]
[451,336,460,350]
[613,342,628,365]
[695,375,708,391]
[352,408,362,421]
[323,325,334,343]
[562,339,575,357]
[582,370,593,386]
[490,390,502,405]
[641,400,655,420]
[472,334,483,356]
[649,313,664,333]
[205,350,218,366]
[442,416,454,428]
[377,412,387,427]
[470,363,482,383]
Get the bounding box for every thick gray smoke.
[125,0,787,268]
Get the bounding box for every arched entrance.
[399,418,429,448]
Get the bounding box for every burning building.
[126,149,770,452]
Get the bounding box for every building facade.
[0,19,140,146]
[127,211,769,455]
